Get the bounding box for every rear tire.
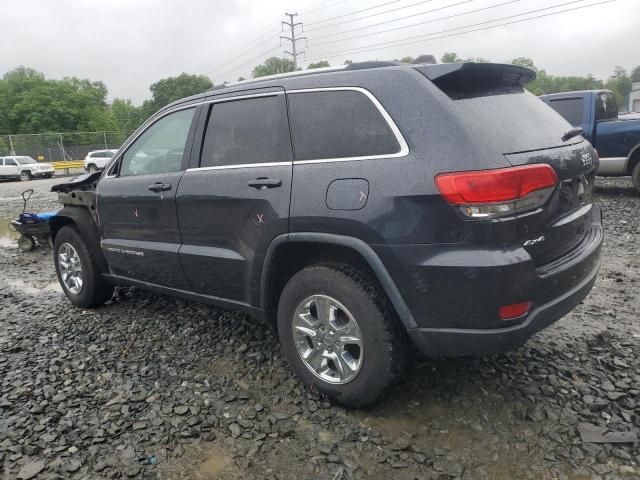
[277,264,409,408]
[53,225,114,308]
[20,171,32,182]
[632,161,640,194]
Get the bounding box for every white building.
[630,82,640,112]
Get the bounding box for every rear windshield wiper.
[561,127,584,142]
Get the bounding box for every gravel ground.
[0,176,639,480]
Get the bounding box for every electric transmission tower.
[281,13,306,70]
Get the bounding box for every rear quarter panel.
[288,67,511,246]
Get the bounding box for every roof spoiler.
[414,62,536,99]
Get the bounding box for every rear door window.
[200,95,292,168]
[287,89,402,161]
[547,98,584,126]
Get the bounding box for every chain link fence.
[0,131,134,161]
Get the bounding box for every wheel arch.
[50,206,109,273]
[260,233,417,329]
[626,143,640,175]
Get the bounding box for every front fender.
[50,206,108,273]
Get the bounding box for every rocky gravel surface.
[0,176,639,479]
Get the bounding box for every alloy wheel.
[292,294,364,384]
[58,242,84,295]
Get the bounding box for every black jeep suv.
[51,61,603,407]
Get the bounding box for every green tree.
[631,66,640,83]
[1,67,116,134]
[307,60,331,69]
[111,98,143,136]
[604,66,632,111]
[441,52,461,63]
[252,57,295,78]
[143,73,213,117]
[511,57,537,70]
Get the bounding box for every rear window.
[288,90,401,161]
[595,92,618,121]
[548,98,584,126]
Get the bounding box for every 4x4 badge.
[523,235,545,247]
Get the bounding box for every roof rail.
[221,60,405,89]
[224,65,348,88]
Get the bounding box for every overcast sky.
[1,0,638,103]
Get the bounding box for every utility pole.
[281,13,306,70]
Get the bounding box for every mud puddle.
[159,446,235,480]
[0,217,19,248]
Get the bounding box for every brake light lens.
[499,301,532,320]
[435,164,557,218]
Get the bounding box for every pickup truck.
[540,90,640,192]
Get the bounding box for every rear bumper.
[407,257,599,356]
[374,205,603,357]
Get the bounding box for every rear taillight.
[435,164,557,218]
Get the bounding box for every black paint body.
[61,62,602,356]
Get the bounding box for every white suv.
[84,150,117,173]
[0,156,55,181]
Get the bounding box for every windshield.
[16,156,37,164]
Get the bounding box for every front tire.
[277,265,409,408]
[632,161,640,194]
[88,165,98,173]
[53,225,114,307]
[20,171,32,181]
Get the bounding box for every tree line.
[1,54,639,139]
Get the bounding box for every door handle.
[148,182,172,193]
[248,177,282,190]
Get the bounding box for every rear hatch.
[416,63,598,266]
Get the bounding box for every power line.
[310,0,519,47]
[310,0,475,41]
[306,0,403,26]
[199,28,281,75]
[304,0,612,60]
[306,0,437,32]
[211,45,282,82]
[300,0,351,15]
[197,0,456,78]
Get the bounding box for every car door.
[3,157,20,177]
[96,105,200,289]
[177,89,293,306]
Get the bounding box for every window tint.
[548,98,584,126]
[596,92,618,121]
[5,158,17,166]
[200,96,292,168]
[288,90,401,161]
[120,108,194,176]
